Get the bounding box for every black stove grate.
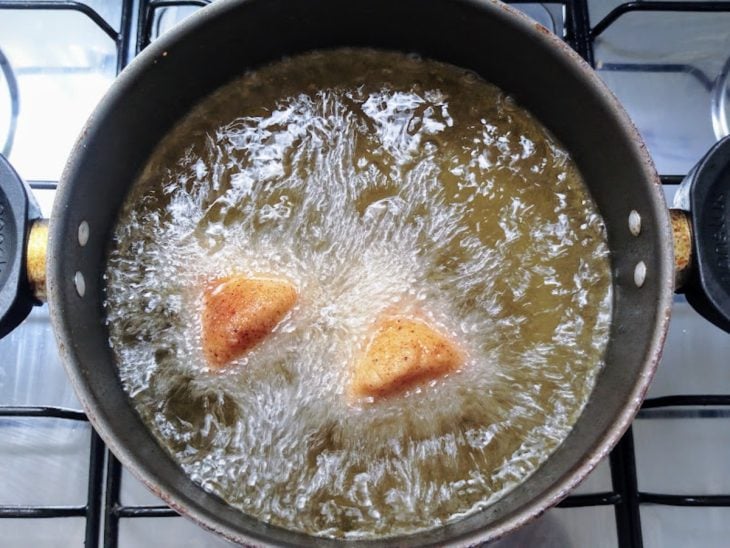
[1,1,729,546]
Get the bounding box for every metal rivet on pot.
[74,271,86,298]
[78,221,89,247]
[628,210,641,236]
[634,261,647,288]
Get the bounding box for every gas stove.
[0,2,729,546]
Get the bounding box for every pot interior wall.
[49,0,673,545]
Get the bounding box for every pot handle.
[0,154,44,339]
[672,135,730,332]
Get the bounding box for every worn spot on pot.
[534,22,552,36]
[74,271,86,297]
[634,261,647,287]
[628,210,641,236]
[78,221,89,246]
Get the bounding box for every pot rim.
[48,0,674,545]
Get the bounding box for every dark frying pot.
[1,0,728,545]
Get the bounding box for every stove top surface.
[1,2,729,547]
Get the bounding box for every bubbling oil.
[104,49,612,539]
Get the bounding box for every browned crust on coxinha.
[350,316,463,399]
[201,276,297,367]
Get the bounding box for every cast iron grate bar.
[643,395,730,408]
[592,2,730,39]
[103,450,123,548]
[558,492,622,507]
[118,0,137,72]
[137,0,210,52]
[0,405,88,420]
[116,506,179,518]
[610,427,644,548]
[85,431,106,547]
[640,493,730,506]
[640,396,730,419]
[565,0,594,65]
[29,180,60,190]
[639,408,730,419]
[0,506,87,518]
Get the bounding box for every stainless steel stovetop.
[1,1,729,546]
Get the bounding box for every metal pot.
[0,0,728,545]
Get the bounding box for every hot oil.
[104,49,612,538]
